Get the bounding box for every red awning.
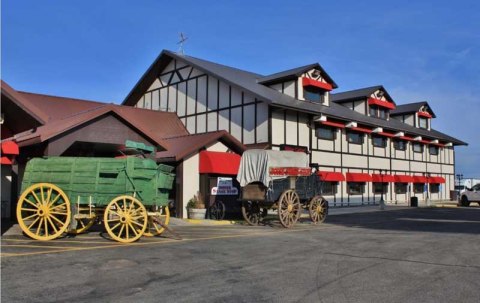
[302,77,333,91]
[429,176,446,184]
[346,172,372,182]
[199,151,241,175]
[1,141,19,155]
[368,98,396,110]
[317,171,345,182]
[320,121,345,129]
[1,156,13,165]
[371,174,395,183]
[413,176,428,183]
[418,111,432,118]
[350,127,372,133]
[377,132,395,138]
[394,175,413,183]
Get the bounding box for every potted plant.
[187,192,206,219]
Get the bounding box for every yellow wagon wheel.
[103,195,147,243]
[70,207,97,234]
[16,183,71,241]
[144,205,170,237]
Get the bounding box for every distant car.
[458,183,480,206]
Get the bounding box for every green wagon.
[16,156,175,243]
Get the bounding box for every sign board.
[211,177,238,196]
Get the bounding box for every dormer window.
[369,106,389,120]
[419,117,428,129]
[304,86,325,103]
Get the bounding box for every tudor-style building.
[124,50,466,206]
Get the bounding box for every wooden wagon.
[237,150,328,228]
[16,154,175,243]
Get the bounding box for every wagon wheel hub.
[287,204,293,212]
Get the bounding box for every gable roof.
[1,80,49,124]
[12,104,177,150]
[257,63,338,88]
[391,101,437,118]
[122,50,466,146]
[156,131,246,162]
[331,85,395,104]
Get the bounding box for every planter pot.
[188,208,207,219]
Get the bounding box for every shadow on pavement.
[324,208,480,235]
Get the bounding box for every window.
[419,117,428,129]
[347,132,364,144]
[372,136,387,148]
[316,126,336,140]
[369,106,389,120]
[413,183,425,193]
[412,143,424,153]
[430,183,440,193]
[395,183,408,194]
[347,182,365,195]
[304,86,324,103]
[394,140,406,151]
[429,145,439,155]
[321,182,338,195]
[373,183,388,194]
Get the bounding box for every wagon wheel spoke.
[27,216,41,230]
[22,198,38,208]
[46,216,59,233]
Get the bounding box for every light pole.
[379,169,385,210]
[425,172,430,207]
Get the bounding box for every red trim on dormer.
[400,136,415,141]
[418,111,432,118]
[302,77,333,91]
[320,121,345,129]
[368,98,396,110]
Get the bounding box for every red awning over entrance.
[429,176,446,184]
[371,174,395,183]
[413,176,428,183]
[346,172,372,182]
[1,141,19,155]
[394,175,413,183]
[199,151,241,175]
[1,141,19,165]
[317,171,345,182]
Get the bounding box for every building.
[1,81,245,219]
[123,50,467,206]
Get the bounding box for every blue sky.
[2,0,479,176]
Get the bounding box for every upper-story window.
[347,131,364,144]
[429,145,439,155]
[369,105,389,120]
[372,135,387,148]
[419,117,428,129]
[316,125,336,140]
[304,86,325,103]
[393,140,407,151]
[412,143,424,153]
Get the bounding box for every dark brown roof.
[156,131,245,162]
[16,91,108,122]
[1,81,49,124]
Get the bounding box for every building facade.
[124,50,467,206]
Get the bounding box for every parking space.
[1,220,335,258]
[2,207,480,303]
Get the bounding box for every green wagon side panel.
[21,157,175,207]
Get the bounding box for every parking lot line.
[1,244,78,249]
[1,227,318,258]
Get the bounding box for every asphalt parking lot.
[2,206,480,303]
